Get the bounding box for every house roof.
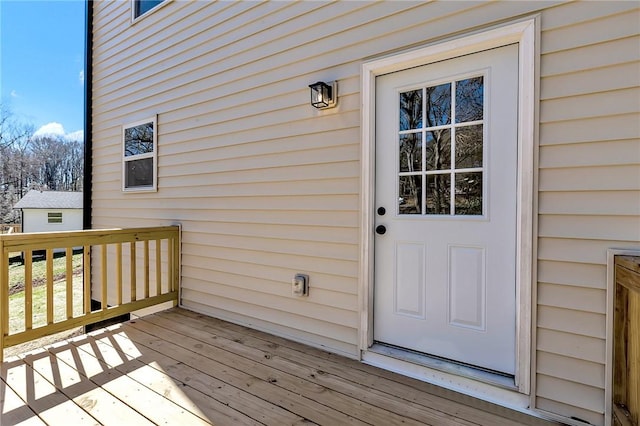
[13,190,83,209]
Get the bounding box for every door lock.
[375,225,386,235]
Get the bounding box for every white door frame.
[359,18,537,395]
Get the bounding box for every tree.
[0,104,33,153]
[0,103,84,224]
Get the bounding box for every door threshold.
[368,343,517,391]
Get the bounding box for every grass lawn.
[7,252,84,334]
[8,252,83,293]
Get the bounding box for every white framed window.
[48,212,63,224]
[122,116,157,192]
[132,0,166,21]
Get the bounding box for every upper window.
[398,75,485,216]
[123,117,157,192]
[48,212,63,224]
[133,0,165,20]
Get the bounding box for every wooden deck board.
[163,309,525,426]
[141,311,479,426]
[1,307,559,425]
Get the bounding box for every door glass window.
[398,76,484,216]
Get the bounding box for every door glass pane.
[455,172,482,215]
[400,90,422,131]
[426,129,451,171]
[399,175,422,214]
[455,125,483,169]
[395,76,485,217]
[426,174,450,214]
[455,77,483,123]
[399,133,422,173]
[426,83,451,127]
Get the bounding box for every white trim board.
[358,16,537,406]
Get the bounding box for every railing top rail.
[0,225,179,251]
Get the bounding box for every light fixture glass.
[309,81,337,109]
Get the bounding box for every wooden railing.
[614,255,640,426]
[0,224,21,234]
[0,226,180,362]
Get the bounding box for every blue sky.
[1,0,85,141]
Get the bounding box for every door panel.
[374,44,519,374]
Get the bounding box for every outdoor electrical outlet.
[292,274,309,297]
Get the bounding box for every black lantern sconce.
[309,81,337,109]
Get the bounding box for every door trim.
[359,17,538,395]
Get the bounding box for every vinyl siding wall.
[90,2,640,425]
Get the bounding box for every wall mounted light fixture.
[309,81,337,109]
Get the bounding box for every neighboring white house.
[87,2,640,426]
[13,190,83,234]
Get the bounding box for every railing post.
[0,236,6,363]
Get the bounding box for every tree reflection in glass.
[399,175,421,214]
[124,122,154,157]
[396,75,484,216]
[455,125,483,169]
[455,172,482,215]
[426,83,451,127]
[399,133,422,173]
[426,129,450,171]
[455,77,483,123]
[400,90,422,131]
[426,174,450,214]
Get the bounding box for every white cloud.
[10,90,19,98]
[34,123,84,142]
[79,70,84,84]
[67,130,84,142]
[34,122,66,137]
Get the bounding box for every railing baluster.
[168,237,174,293]
[130,241,137,302]
[66,247,73,319]
[172,234,179,293]
[46,249,53,325]
[155,239,161,296]
[144,240,150,299]
[84,246,91,314]
[101,244,108,310]
[25,250,33,330]
[116,243,122,305]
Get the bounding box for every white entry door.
[373,44,519,375]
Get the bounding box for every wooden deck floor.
[1,308,557,425]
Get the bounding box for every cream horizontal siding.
[90,1,639,423]
[89,0,505,357]
[536,2,640,424]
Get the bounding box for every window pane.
[135,0,164,18]
[399,90,422,131]
[426,83,451,127]
[455,172,482,215]
[426,129,451,171]
[426,174,450,215]
[455,77,483,123]
[125,158,154,188]
[399,133,422,173]
[455,125,483,169]
[399,175,422,214]
[125,122,154,157]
